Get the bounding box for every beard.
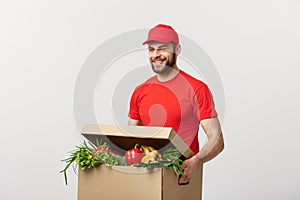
[150,53,176,74]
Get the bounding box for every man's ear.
[176,44,181,55]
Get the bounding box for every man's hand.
[128,118,142,126]
[179,155,202,184]
[179,117,224,183]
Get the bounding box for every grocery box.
[78,124,203,200]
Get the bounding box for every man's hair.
[169,42,177,52]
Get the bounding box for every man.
[128,24,224,183]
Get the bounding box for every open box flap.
[81,124,194,159]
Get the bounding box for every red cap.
[142,24,179,45]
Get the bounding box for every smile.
[153,60,164,65]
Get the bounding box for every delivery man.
[128,24,224,183]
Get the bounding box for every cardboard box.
[78,124,203,200]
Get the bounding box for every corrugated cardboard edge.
[81,124,195,158]
[168,129,195,158]
[81,124,172,138]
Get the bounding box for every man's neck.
[157,65,179,82]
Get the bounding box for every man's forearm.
[196,133,224,164]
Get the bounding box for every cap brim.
[142,40,174,45]
[142,40,152,45]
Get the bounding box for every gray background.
[1,0,300,200]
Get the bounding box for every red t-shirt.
[128,70,218,153]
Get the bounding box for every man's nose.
[153,49,160,57]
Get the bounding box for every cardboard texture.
[78,165,202,200]
[81,124,194,158]
[78,124,202,200]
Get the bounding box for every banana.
[141,151,157,163]
[140,145,163,162]
[151,150,158,156]
[148,146,155,152]
[141,145,151,154]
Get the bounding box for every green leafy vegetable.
[60,140,125,185]
[60,141,185,185]
[134,148,185,178]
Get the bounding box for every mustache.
[150,56,166,62]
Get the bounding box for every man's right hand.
[128,118,143,126]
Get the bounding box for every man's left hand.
[179,155,202,184]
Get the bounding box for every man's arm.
[180,117,224,182]
[196,117,224,163]
[128,118,143,126]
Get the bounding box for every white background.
[1,0,300,199]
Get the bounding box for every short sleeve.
[128,88,141,120]
[193,84,218,121]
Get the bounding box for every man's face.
[147,42,177,74]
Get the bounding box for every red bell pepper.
[125,144,144,165]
